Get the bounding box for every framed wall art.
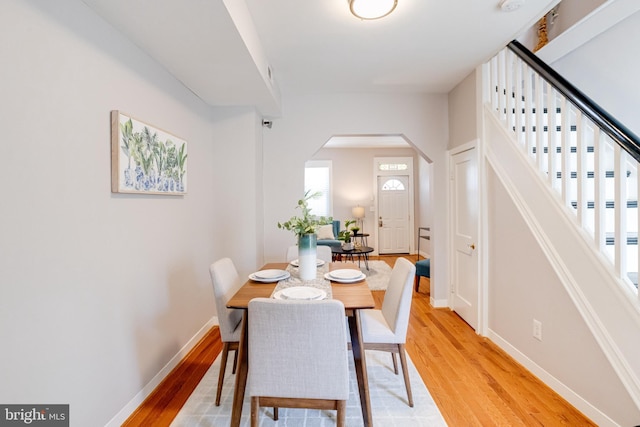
[111,111,187,195]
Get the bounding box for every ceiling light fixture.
[499,0,525,12]
[349,0,397,20]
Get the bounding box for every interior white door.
[378,176,410,254]
[451,148,478,329]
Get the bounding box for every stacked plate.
[324,268,366,283]
[290,259,325,267]
[249,269,290,283]
[273,286,327,300]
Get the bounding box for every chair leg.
[391,352,399,375]
[414,274,420,292]
[398,344,414,407]
[215,342,230,406]
[336,400,346,427]
[250,396,259,427]
[232,347,238,374]
[273,407,278,420]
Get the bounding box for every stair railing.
[487,40,640,300]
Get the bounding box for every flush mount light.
[349,0,397,20]
[499,0,525,12]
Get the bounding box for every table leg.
[348,310,372,426]
[230,311,248,427]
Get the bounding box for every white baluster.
[614,144,628,279]
[594,128,605,252]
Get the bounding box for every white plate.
[249,271,290,283]
[328,269,363,280]
[323,272,366,283]
[253,269,288,279]
[290,259,325,267]
[273,286,327,300]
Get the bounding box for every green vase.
[298,233,317,280]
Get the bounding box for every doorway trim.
[373,157,415,255]
[447,139,486,334]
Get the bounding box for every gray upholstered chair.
[361,257,416,407]
[248,298,349,427]
[209,257,243,406]
[285,245,333,263]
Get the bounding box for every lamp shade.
[349,0,397,20]
[352,206,366,219]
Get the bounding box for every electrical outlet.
[533,319,542,341]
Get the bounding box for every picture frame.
[111,111,187,195]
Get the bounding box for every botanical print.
[111,111,187,195]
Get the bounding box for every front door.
[378,175,410,254]
[451,147,478,329]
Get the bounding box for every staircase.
[484,40,640,417]
[488,41,640,293]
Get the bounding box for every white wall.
[448,70,478,149]
[262,91,450,301]
[417,157,433,257]
[0,1,261,425]
[551,9,640,137]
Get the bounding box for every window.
[379,163,408,171]
[381,178,405,191]
[304,160,332,217]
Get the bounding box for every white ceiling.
[82,0,560,145]
[244,0,556,96]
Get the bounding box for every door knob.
[469,243,476,250]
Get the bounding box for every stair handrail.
[507,40,640,163]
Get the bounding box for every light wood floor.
[123,255,595,426]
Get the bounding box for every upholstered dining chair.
[209,257,243,406]
[361,257,416,407]
[285,245,333,263]
[248,298,349,427]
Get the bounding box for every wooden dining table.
[226,262,376,427]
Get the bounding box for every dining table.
[226,261,376,427]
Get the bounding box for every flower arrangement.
[277,190,333,237]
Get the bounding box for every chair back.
[285,245,332,263]
[209,258,243,342]
[248,298,349,400]
[317,245,332,263]
[381,257,416,341]
[285,246,298,262]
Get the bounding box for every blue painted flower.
[124,168,133,187]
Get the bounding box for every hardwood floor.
[124,255,595,426]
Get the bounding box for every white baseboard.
[430,297,449,308]
[418,250,430,259]
[105,316,219,427]
[487,329,618,427]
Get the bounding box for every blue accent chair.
[317,220,341,248]
[415,227,431,292]
[414,258,430,292]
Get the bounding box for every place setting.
[248,268,290,283]
[289,258,326,267]
[324,268,366,283]
[272,286,327,301]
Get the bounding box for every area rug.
[358,260,392,291]
[171,350,447,427]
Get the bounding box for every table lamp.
[352,205,366,234]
